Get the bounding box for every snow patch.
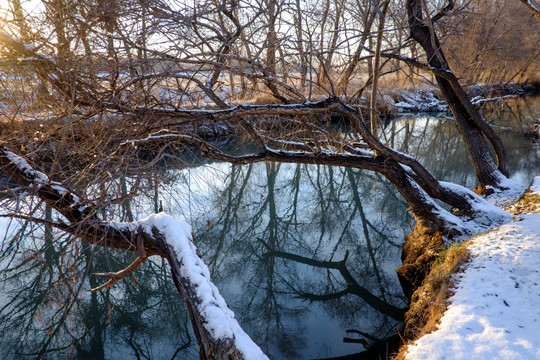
[388,88,448,113]
[405,214,540,360]
[486,176,526,207]
[530,176,540,195]
[439,181,512,227]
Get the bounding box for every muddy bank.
[393,227,469,354]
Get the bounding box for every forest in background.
[0,0,539,111]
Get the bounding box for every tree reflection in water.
[192,160,409,359]
[0,174,196,359]
[1,100,539,359]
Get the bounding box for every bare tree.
[335,0,378,95]
[400,0,510,190]
[442,0,540,83]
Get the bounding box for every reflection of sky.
[0,216,16,252]
[147,100,540,358]
[0,159,408,358]
[303,306,360,357]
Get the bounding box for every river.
[0,96,539,359]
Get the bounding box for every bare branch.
[518,0,540,23]
[90,255,148,292]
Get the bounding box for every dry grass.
[241,91,284,105]
[378,71,435,89]
[393,181,540,360]
[393,240,471,360]
[505,193,540,214]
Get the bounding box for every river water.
[0,96,539,359]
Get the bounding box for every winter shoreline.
[395,177,540,360]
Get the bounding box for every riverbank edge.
[1,82,537,155]
[391,178,540,359]
[158,80,540,140]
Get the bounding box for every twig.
[90,255,148,292]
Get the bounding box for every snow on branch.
[0,31,99,106]
[0,31,50,61]
[518,0,540,20]
[136,214,269,359]
[0,147,268,359]
[0,148,89,218]
[2,149,50,185]
[438,181,512,231]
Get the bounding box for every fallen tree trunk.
[118,97,510,236]
[0,146,268,360]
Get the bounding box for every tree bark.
[370,0,391,136]
[406,0,509,188]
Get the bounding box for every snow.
[3,149,50,185]
[470,95,515,105]
[389,89,448,113]
[120,132,192,146]
[526,0,540,12]
[531,177,540,194]
[485,176,525,207]
[0,30,51,61]
[405,178,540,360]
[404,176,513,239]
[119,213,269,360]
[1,149,87,211]
[439,181,512,228]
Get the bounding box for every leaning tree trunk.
[406,0,509,189]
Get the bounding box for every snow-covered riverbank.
[404,177,540,359]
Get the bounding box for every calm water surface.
[0,97,539,359]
